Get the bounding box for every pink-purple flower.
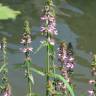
[57,42,75,70]
[2,85,12,96]
[20,47,33,53]
[20,30,33,56]
[40,1,58,46]
[89,80,95,84]
[88,90,95,96]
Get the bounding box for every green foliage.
[49,73,75,96]
[31,67,45,76]
[0,4,20,20]
[28,74,34,85]
[24,20,31,34]
[34,40,48,54]
[0,64,6,73]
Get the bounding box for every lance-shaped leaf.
[49,73,75,96]
[31,67,45,76]
[0,64,6,73]
[14,63,26,69]
[28,74,34,85]
[34,40,48,54]
[0,4,21,20]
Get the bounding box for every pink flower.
[3,92,9,96]
[27,38,32,43]
[40,26,46,32]
[53,29,58,35]
[3,91,11,96]
[20,39,26,44]
[66,63,74,69]
[69,57,74,61]
[41,15,55,22]
[20,47,33,53]
[89,80,95,84]
[41,15,48,20]
[88,90,94,96]
[3,88,11,96]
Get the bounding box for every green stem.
[52,47,56,90]
[27,63,32,96]
[46,44,50,96]
[26,43,32,96]
[2,39,8,84]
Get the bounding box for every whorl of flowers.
[20,20,33,58]
[56,42,75,94]
[91,55,96,76]
[57,41,67,66]
[88,79,96,95]
[58,42,75,70]
[88,54,96,96]
[88,80,96,96]
[40,0,58,45]
[2,84,11,96]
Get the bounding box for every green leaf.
[29,74,34,85]
[49,73,75,96]
[34,40,48,54]
[14,64,25,69]
[0,85,3,89]
[31,67,45,76]
[48,43,54,50]
[0,4,21,20]
[0,64,6,73]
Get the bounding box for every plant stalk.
[27,63,32,96]
[46,44,50,96]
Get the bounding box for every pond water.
[0,0,96,96]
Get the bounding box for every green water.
[0,0,96,96]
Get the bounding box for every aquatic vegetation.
[0,38,12,96]
[20,20,34,96]
[19,20,45,96]
[88,54,96,96]
[40,0,58,95]
[56,41,75,96]
[0,0,96,96]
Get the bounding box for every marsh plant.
[40,0,58,95]
[20,20,34,96]
[0,0,96,96]
[38,0,75,96]
[88,54,96,96]
[0,37,12,96]
[19,20,45,96]
[56,42,75,96]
